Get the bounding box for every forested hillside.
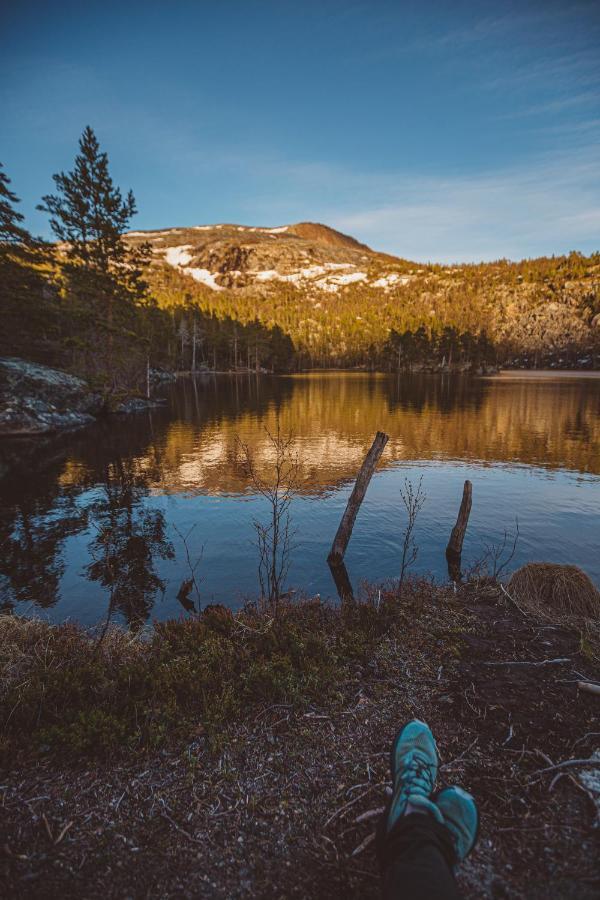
[2,128,599,393]
[147,241,600,371]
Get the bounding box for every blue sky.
[3,0,599,262]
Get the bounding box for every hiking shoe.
[435,786,479,861]
[386,719,443,832]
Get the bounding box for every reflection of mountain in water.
[55,373,600,497]
[1,373,599,617]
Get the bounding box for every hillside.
[124,221,407,294]
[124,223,600,370]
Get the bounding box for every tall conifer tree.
[0,162,32,248]
[39,126,136,273]
[38,128,152,388]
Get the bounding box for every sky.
[2,0,600,263]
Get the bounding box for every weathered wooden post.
[328,557,354,602]
[327,431,389,564]
[446,479,472,581]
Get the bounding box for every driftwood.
[327,431,389,564]
[446,479,472,580]
[578,681,600,697]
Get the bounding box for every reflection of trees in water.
[150,375,600,494]
[167,373,294,426]
[0,418,173,620]
[85,456,174,628]
[385,374,486,415]
[0,479,87,612]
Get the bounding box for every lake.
[1,371,599,627]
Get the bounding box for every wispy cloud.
[323,147,600,262]
[235,142,600,263]
[504,90,600,118]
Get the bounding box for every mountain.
[124,221,412,293]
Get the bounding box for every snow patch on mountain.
[164,245,193,267]
[317,272,368,292]
[186,268,224,291]
[371,273,411,289]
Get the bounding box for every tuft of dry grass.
[507,563,600,658]
[508,563,600,619]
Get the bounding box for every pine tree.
[0,163,56,362]
[38,126,136,273]
[38,127,152,391]
[0,162,32,247]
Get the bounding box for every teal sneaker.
[435,786,479,861]
[386,720,443,832]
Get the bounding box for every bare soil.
[1,586,599,899]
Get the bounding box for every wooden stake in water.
[327,431,389,564]
[328,557,354,601]
[446,479,472,580]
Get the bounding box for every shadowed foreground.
[1,582,599,898]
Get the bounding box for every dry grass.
[507,563,600,657]
[507,563,600,618]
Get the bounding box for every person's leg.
[380,812,461,900]
[377,721,478,900]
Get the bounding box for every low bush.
[0,586,442,759]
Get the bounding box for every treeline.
[382,326,495,371]
[154,263,599,371]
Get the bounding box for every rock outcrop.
[0,358,102,436]
[123,222,392,294]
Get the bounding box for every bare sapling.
[399,476,426,595]
[467,517,520,581]
[173,523,204,613]
[237,424,301,610]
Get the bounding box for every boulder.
[0,357,102,436]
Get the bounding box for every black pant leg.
[379,813,462,900]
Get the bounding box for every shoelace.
[399,751,435,798]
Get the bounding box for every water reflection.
[1,372,599,624]
[0,488,87,612]
[85,457,174,629]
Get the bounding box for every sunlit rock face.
[124,222,414,294]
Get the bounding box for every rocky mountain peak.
[124,222,410,294]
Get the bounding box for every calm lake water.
[1,372,599,627]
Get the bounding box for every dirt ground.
[1,586,599,899]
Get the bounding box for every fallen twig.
[54,820,74,845]
[354,806,384,824]
[500,582,530,618]
[533,758,600,776]
[440,737,478,770]
[324,787,375,828]
[483,658,570,667]
[42,813,54,843]
[160,811,203,844]
[352,831,376,857]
